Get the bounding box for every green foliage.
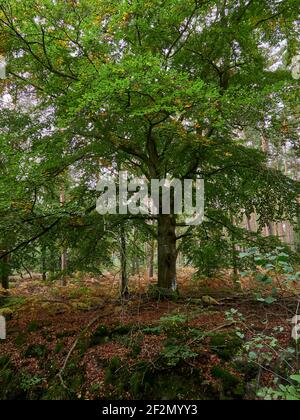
[159,314,187,329]
[0,296,26,310]
[258,373,300,400]
[0,357,45,400]
[19,374,45,393]
[239,247,300,303]
[24,344,48,359]
[161,344,198,367]
[236,311,300,400]
[243,334,279,365]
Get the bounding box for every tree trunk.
[230,214,240,289]
[148,240,155,279]
[60,188,67,286]
[296,210,300,253]
[120,226,129,297]
[61,251,67,287]
[0,254,10,290]
[157,215,177,291]
[246,216,252,232]
[267,222,274,236]
[131,255,140,276]
[41,245,47,282]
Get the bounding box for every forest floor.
[0,268,299,400]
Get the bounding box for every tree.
[0,0,299,291]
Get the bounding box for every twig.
[187,322,235,346]
[57,308,106,390]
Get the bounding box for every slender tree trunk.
[120,226,129,297]
[296,210,300,253]
[294,158,300,252]
[131,256,140,276]
[230,214,240,289]
[261,132,274,238]
[246,216,252,232]
[50,247,56,276]
[41,245,47,282]
[131,228,140,276]
[267,222,274,236]
[157,215,177,291]
[60,188,67,286]
[60,252,67,286]
[148,240,155,279]
[0,254,10,290]
[135,256,140,275]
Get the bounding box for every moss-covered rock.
[212,366,245,399]
[210,333,243,361]
[202,296,220,306]
[148,284,180,300]
[0,307,13,320]
[104,357,218,400]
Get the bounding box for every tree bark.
[120,226,129,297]
[148,240,155,279]
[60,188,67,286]
[0,254,10,290]
[61,251,67,286]
[157,215,177,291]
[296,210,300,253]
[267,222,274,236]
[230,214,240,289]
[41,245,47,282]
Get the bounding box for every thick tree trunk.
[157,215,177,291]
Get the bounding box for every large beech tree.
[0,0,299,291]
